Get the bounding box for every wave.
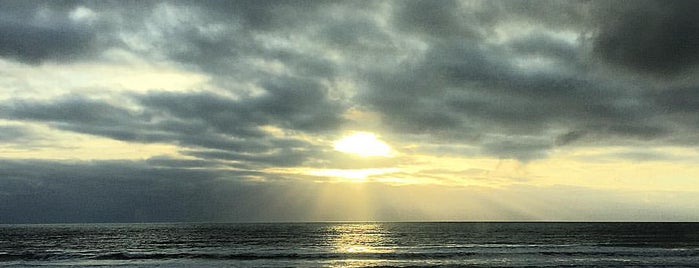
[3,248,694,262]
[4,243,699,263]
[0,252,76,262]
[3,248,698,262]
[88,251,483,261]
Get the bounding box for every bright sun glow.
[333,132,392,157]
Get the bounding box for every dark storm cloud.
[4,0,699,224]
[1,159,454,223]
[3,96,161,142]
[0,21,94,63]
[360,35,671,159]
[138,77,344,134]
[0,1,100,63]
[0,159,217,223]
[6,97,142,125]
[494,0,588,29]
[364,38,597,132]
[592,0,699,76]
[0,159,304,223]
[318,17,391,51]
[652,86,699,114]
[391,0,589,41]
[2,80,341,167]
[192,0,350,32]
[393,0,484,39]
[357,0,699,160]
[4,0,699,164]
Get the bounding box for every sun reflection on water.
[327,223,394,255]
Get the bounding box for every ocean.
[1,222,698,267]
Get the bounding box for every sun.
[333,132,393,157]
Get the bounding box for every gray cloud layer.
[3,0,699,222]
[592,0,699,76]
[2,0,698,160]
[2,89,336,168]
[0,1,103,63]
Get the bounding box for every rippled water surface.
[2,222,699,267]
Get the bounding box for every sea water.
[1,222,699,267]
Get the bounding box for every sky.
[2,0,699,223]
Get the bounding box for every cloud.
[592,0,699,76]
[0,1,101,64]
[192,0,330,31]
[349,1,699,160]
[3,96,158,142]
[0,125,33,143]
[359,32,671,159]
[4,0,699,223]
[144,156,219,168]
[507,32,581,64]
[3,158,699,223]
[4,0,699,163]
[138,80,344,136]
[184,148,312,167]
[652,86,699,114]
[7,96,140,125]
[2,80,343,166]
[481,137,552,161]
[0,159,273,223]
[392,0,485,40]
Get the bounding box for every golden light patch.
[308,168,400,181]
[0,56,209,101]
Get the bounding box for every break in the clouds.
[3,0,699,222]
